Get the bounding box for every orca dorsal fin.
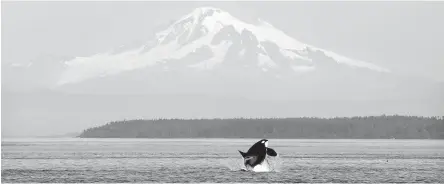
[238,150,247,158]
[266,148,278,156]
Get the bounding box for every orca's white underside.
[245,160,272,172]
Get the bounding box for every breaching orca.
[238,139,278,172]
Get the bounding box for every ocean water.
[2,138,444,183]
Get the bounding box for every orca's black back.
[245,139,267,166]
[247,140,266,154]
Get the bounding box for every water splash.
[266,154,283,172]
[219,157,245,171]
[220,155,283,172]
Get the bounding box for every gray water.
[2,138,444,183]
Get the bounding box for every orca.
[238,139,278,172]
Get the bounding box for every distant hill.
[36,132,80,138]
[79,115,444,139]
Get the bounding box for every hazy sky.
[2,1,444,81]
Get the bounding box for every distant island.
[78,115,444,139]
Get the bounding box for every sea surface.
[1,138,444,183]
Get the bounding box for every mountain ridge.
[39,6,390,86]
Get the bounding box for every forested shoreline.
[78,115,444,139]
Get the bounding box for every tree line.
[78,115,444,139]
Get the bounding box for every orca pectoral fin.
[266,148,278,156]
[245,155,258,165]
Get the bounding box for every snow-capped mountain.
[3,7,443,138]
[54,7,389,86]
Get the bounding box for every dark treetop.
[79,115,444,139]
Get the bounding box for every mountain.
[5,7,390,92]
[2,7,443,137]
[54,7,389,86]
[42,7,408,100]
[45,7,441,103]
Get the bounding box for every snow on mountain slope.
[56,6,389,85]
